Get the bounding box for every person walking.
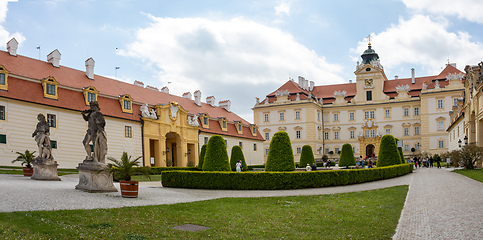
[429,156,434,168]
[236,160,242,172]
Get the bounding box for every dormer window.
[250,125,257,137]
[235,121,243,135]
[82,86,99,105]
[218,117,228,132]
[118,94,133,114]
[0,65,9,91]
[200,113,209,129]
[41,77,59,100]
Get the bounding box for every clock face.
[365,79,373,86]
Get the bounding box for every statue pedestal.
[32,159,61,181]
[75,160,117,192]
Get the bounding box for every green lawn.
[0,185,408,239]
[453,168,483,183]
[131,174,161,182]
[0,166,78,176]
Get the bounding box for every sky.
[1,0,483,122]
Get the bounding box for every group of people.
[412,156,442,169]
[305,163,318,171]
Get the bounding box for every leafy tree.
[398,147,405,163]
[107,152,151,181]
[339,143,356,168]
[448,145,483,169]
[202,135,231,171]
[299,145,315,167]
[322,154,329,162]
[433,154,441,162]
[265,131,295,171]
[377,135,401,167]
[230,145,247,171]
[198,144,207,169]
[12,150,36,168]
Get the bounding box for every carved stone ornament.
[395,84,410,92]
[275,89,290,97]
[446,73,464,81]
[435,80,440,89]
[140,103,158,120]
[334,90,347,97]
[362,119,377,128]
[187,115,199,127]
[170,102,179,121]
[296,93,300,101]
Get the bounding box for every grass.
[0,166,78,176]
[453,168,483,183]
[131,174,161,182]
[0,185,408,239]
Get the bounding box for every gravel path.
[393,167,483,239]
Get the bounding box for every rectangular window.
[350,130,355,139]
[323,114,329,122]
[239,142,243,148]
[325,148,329,154]
[253,144,257,151]
[296,147,301,154]
[252,127,256,135]
[0,73,5,85]
[364,111,369,119]
[204,137,208,145]
[324,132,329,140]
[46,84,56,95]
[370,129,375,138]
[296,130,301,139]
[203,117,208,125]
[370,111,375,119]
[125,126,132,138]
[264,113,269,122]
[404,127,409,136]
[349,112,355,121]
[438,140,444,148]
[404,108,409,117]
[334,132,339,140]
[437,99,443,109]
[0,105,4,120]
[47,114,56,128]
[366,91,372,101]
[265,148,269,155]
[404,144,409,151]
[50,140,57,149]
[279,112,284,121]
[385,109,390,118]
[0,134,6,144]
[335,148,340,154]
[222,121,227,129]
[295,110,300,120]
[386,128,391,135]
[317,112,320,121]
[415,143,420,151]
[453,98,458,107]
[334,113,339,122]
[414,107,419,116]
[414,126,420,135]
[365,130,370,138]
[124,100,131,110]
[265,132,269,141]
[438,121,444,131]
[87,92,96,103]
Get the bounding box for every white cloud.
[119,15,344,98]
[351,15,483,75]
[402,0,483,24]
[275,2,290,16]
[0,0,25,48]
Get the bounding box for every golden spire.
[367,34,372,46]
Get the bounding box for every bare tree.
[447,145,483,169]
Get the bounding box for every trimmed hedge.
[265,131,296,171]
[299,145,315,167]
[230,145,247,171]
[398,147,405,163]
[161,163,413,190]
[202,135,231,171]
[198,144,207,169]
[339,143,356,168]
[377,135,401,167]
[150,167,200,175]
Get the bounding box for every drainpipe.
[140,117,145,167]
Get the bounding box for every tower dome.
[361,44,379,65]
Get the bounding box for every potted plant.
[107,152,151,198]
[12,150,36,176]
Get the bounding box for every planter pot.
[22,167,33,177]
[119,180,139,198]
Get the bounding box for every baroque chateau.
[254,42,465,161]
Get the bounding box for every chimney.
[133,80,144,87]
[298,76,304,88]
[309,81,314,91]
[146,85,158,91]
[206,96,215,107]
[219,100,231,112]
[304,79,308,90]
[194,90,202,106]
[7,38,18,56]
[411,68,415,84]
[85,57,95,80]
[182,92,192,100]
[47,49,61,68]
[161,86,169,94]
[395,75,398,80]
[349,80,352,83]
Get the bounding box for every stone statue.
[187,115,199,127]
[32,113,53,162]
[296,93,300,101]
[81,101,107,163]
[140,103,158,120]
[255,97,260,105]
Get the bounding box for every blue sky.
[1,0,483,122]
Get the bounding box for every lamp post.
[464,136,468,145]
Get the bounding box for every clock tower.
[353,41,388,103]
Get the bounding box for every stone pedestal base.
[75,161,117,192]
[32,161,61,181]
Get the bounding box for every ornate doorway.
[366,144,375,157]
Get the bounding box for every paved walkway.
[1,168,482,239]
[393,167,483,239]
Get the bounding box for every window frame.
[47,114,56,128]
[414,107,419,116]
[366,90,372,101]
[0,105,5,120]
[124,125,133,138]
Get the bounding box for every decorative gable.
[82,86,98,105]
[118,94,133,114]
[41,76,59,100]
[218,117,228,132]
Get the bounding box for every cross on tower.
[366,35,372,46]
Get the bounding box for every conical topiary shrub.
[198,144,207,169]
[230,145,247,171]
[377,135,401,167]
[299,145,315,167]
[265,131,295,172]
[339,143,356,168]
[397,147,405,163]
[202,135,231,171]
